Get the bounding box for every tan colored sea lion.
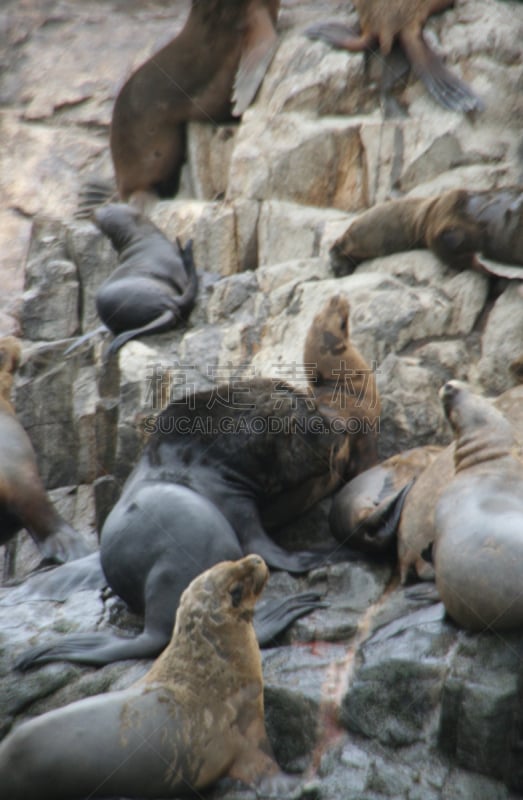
[110,0,280,206]
[398,384,523,583]
[0,556,315,799]
[433,381,523,630]
[261,294,381,529]
[329,445,442,556]
[0,335,21,404]
[306,0,483,112]
[330,188,523,279]
[0,338,90,566]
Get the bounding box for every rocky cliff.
[1,1,523,797]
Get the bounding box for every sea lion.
[16,376,347,669]
[1,556,315,800]
[261,294,380,529]
[69,203,198,358]
[398,384,523,583]
[306,0,483,112]
[0,335,21,403]
[110,0,280,206]
[0,338,91,567]
[329,445,442,557]
[330,188,523,279]
[433,381,523,630]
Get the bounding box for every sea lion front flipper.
[305,21,373,52]
[471,255,523,280]
[253,592,328,645]
[399,28,484,112]
[232,4,279,116]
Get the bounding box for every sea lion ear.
[232,5,279,116]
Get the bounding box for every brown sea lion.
[398,384,523,583]
[306,0,483,112]
[1,556,315,799]
[110,0,280,206]
[67,204,198,358]
[304,294,381,476]
[16,376,348,669]
[330,188,523,279]
[261,294,380,529]
[0,335,21,404]
[433,381,523,631]
[330,445,442,557]
[0,339,90,567]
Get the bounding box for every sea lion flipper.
[399,29,484,112]
[253,592,327,645]
[305,21,372,52]
[232,5,279,116]
[104,309,178,359]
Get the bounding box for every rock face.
[1,0,523,798]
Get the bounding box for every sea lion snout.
[329,239,359,277]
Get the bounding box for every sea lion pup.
[306,0,483,112]
[68,203,198,358]
[109,0,280,207]
[329,445,442,556]
[330,188,523,279]
[0,338,91,567]
[1,556,316,800]
[433,381,523,631]
[16,377,345,669]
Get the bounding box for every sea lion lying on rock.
[306,0,484,112]
[329,445,442,557]
[67,203,198,358]
[16,376,350,669]
[0,337,91,567]
[330,188,523,279]
[433,381,523,631]
[1,556,318,800]
[398,384,523,583]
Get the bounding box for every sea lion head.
[427,190,484,270]
[176,555,269,635]
[94,203,143,251]
[329,223,368,276]
[439,381,515,468]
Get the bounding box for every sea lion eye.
[230,584,243,608]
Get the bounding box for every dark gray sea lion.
[398,384,523,583]
[433,381,523,630]
[110,0,280,206]
[330,188,523,279]
[69,203,199,358]
[306,0,483,112]
[0,338,90,567]
[16,377,347,669]
[1,556,316,800]
[330,445,442,556]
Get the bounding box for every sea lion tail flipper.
[359,481,414,552]
[176,238,199,315]
[15,628,167,670]
[104,309,177,360]
[64,325,107,356]
[0,552,104,606]
[399,30,484,112]
[75,178,117,219]
[253,592,328,645]
[305,21,373,52]
[232,4,279,116]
